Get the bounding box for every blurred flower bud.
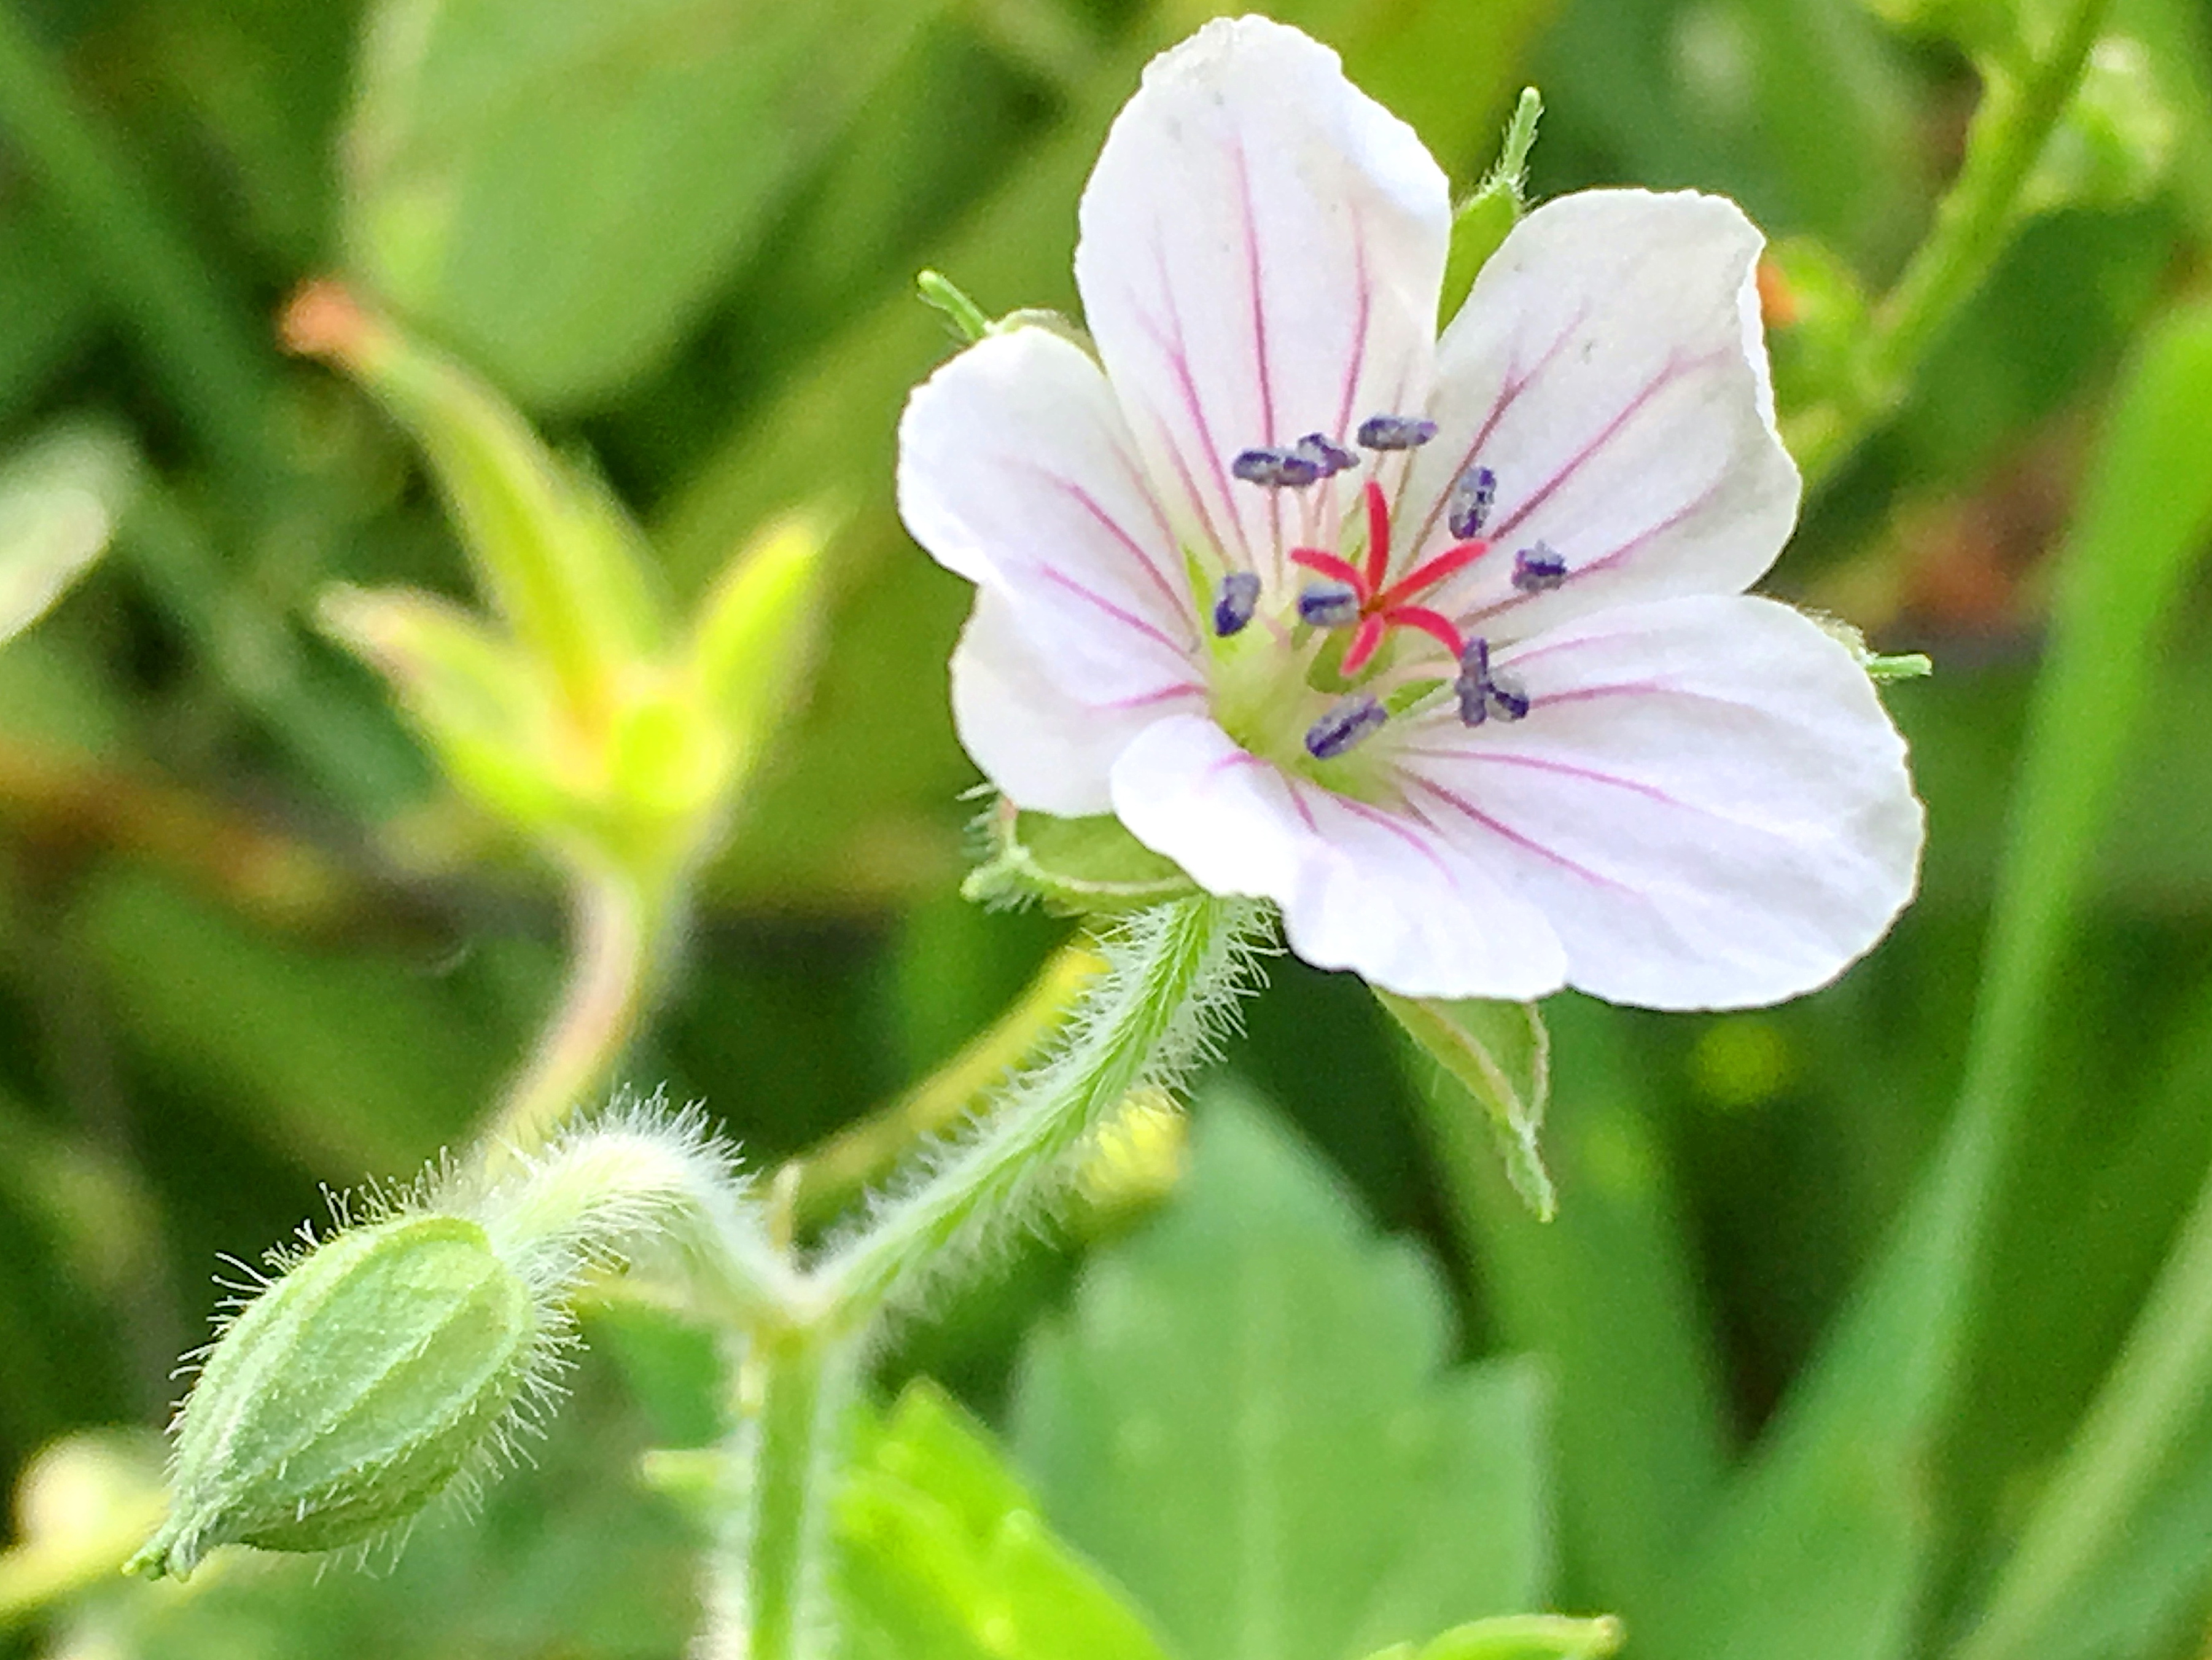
[128,1214,542,1580]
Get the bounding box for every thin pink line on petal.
[1008,459,1191,635]
[1036,565,1191,658]
[1452,470,1731,631]
[1336,205,1374,440]
[1408,299,1592,555]
[1485,348,1729,544]
[1233,136,1277,446]
[1406,774,1634,894]
[1527,681,1773,720]
[1147,233,1253,569]
[1334,793,1463,894]
[1398,746,1693,811]
[1099,682,1205,712]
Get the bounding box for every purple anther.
[1305,693,1388,761]
[1231,446,1321,489]
[1511,543,1568,593]
[1455,634,1492,727]
[1293,432,1358,477]
[1297,579,1363,629]
[1213,570,1262,637]
[1487,675,1530,722]
[1356,413,1439,451]
[1447,465,1498,539]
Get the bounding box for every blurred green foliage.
[4,0,2212,1654]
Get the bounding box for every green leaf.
[1012,1088,1552,1660]
[1378,992,1554,1220]
[963,805,1202,917]
[838,1381,1170,1660]
[0,421,137,649]
[342,0,941,409]
[1635,297,2212,1660]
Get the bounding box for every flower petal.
[1110,713,1567,999]
[1398,190,1800,639]
[951,590,1204,817]
[1076,17,1451,582]
[1393,595,1922,1010]
[900,324,1201,703]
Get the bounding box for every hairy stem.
[787,939,1105,1231]
[1793,0,2114,489]
[818,896,1262,1323]
[701,1328,859,1660]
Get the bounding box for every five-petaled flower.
[898,15,1923,1007]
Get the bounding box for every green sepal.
[1439,88,1543,327]
[1376,992,1555,1221]
[686,509,830,800]
[318,583,572,832]
[130,1214,538,1580]
[292,289,666,716]
[962,801,1202,916]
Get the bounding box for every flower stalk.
[488,867,670,1167]
[817,895,1264,1322]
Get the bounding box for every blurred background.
[2,0,2211,1655]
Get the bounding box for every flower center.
[1203,415,1538,777]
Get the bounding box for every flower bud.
[128,1214,540,1580]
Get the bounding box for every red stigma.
[1289,480,1490,672]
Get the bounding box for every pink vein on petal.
[1036,565,1189,657]
[1233,136,1277,446]
[1145,232,1252,568]
[1335,206,1374,440]
[1406,774,1633,892]
[1486,349,1726,544]
[1010,459,1191,637]
[1408,300,1592,555]
[1452,469,1731,631]
[1398,746,1692,811]
[1098,682,1205,712]
[1334,793,1462,893]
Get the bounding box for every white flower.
[897,15,1923,1008]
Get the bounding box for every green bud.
[128,1214,540,1580]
